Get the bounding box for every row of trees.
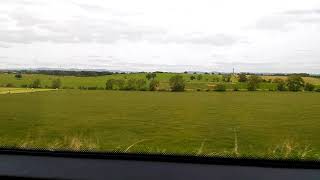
[19,79,62,89]
[212,75,317,92]
[106,78,160,91]
[236,73,316,91]
[190,74,233,82]
[273,76,314,92]
[105,74,185,92]
[8,72,319,92]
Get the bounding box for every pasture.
[1,90,320,159]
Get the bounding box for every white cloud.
[0,0,320,73]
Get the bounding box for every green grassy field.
[1,90,320,159]
[1,73,320,90]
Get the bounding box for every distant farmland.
[1,90,320,159]
[1,73,320,91]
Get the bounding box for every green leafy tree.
[197,74,203,81]
[212,76,220,82]
[247,75,262,91]
[51,78,62,89]
[115,79,126,90]
[30,79,41,88]
[273,78,286,91]
[15,73,22,79]
[304,83,315,91]
[136,79,147,91]
[238,73,247,82]
[149,79,160,91]
[106,79,115,90]
[169,75,185,92]
[222,74,231,82]
[146,73,157,80]
[125,79,137,90]
[287,76,305,91]
[190,75,196,80]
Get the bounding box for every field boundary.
[0,88,56,95]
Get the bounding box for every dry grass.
[268,140,313,159]
[63,136,99,151]
[124,139,149,153]
[11,135,320,160]
[0,88,55,95]
[233,128,239,157]
[196,139,206,155]
[17,135,99,151]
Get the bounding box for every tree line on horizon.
[2,72,320,92]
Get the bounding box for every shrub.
[51,78,62,89]
[214,83,226,91]
[190,75,196,80]
[158,88,167,91]
[149,79,160,91]
[287,75,305,91]
[197,74,203,81]
[146,73,157,80]
[115,79,126,90]
[78,86,87,90]
[212,76,220,82]
[304,83,315,91]
[30,79,41,88]
[87,86,98,90]
[222,74,231,82]
[135,79,147,91]
[106,79,115,90]
[106,79,126,90]
[15,73,22,79]
[6,83,15,87]
[247,75,262,91]
[169,75,185,92]
[233,86,239,91]
[196,88,201,92]
[273,78,286,91]
[315,88,320,92]
[125,79,137,90]
[21,84,28,88]
[238,73,247,82]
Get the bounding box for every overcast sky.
[0,0,320,73]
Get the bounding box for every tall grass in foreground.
[1,132,317,161]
